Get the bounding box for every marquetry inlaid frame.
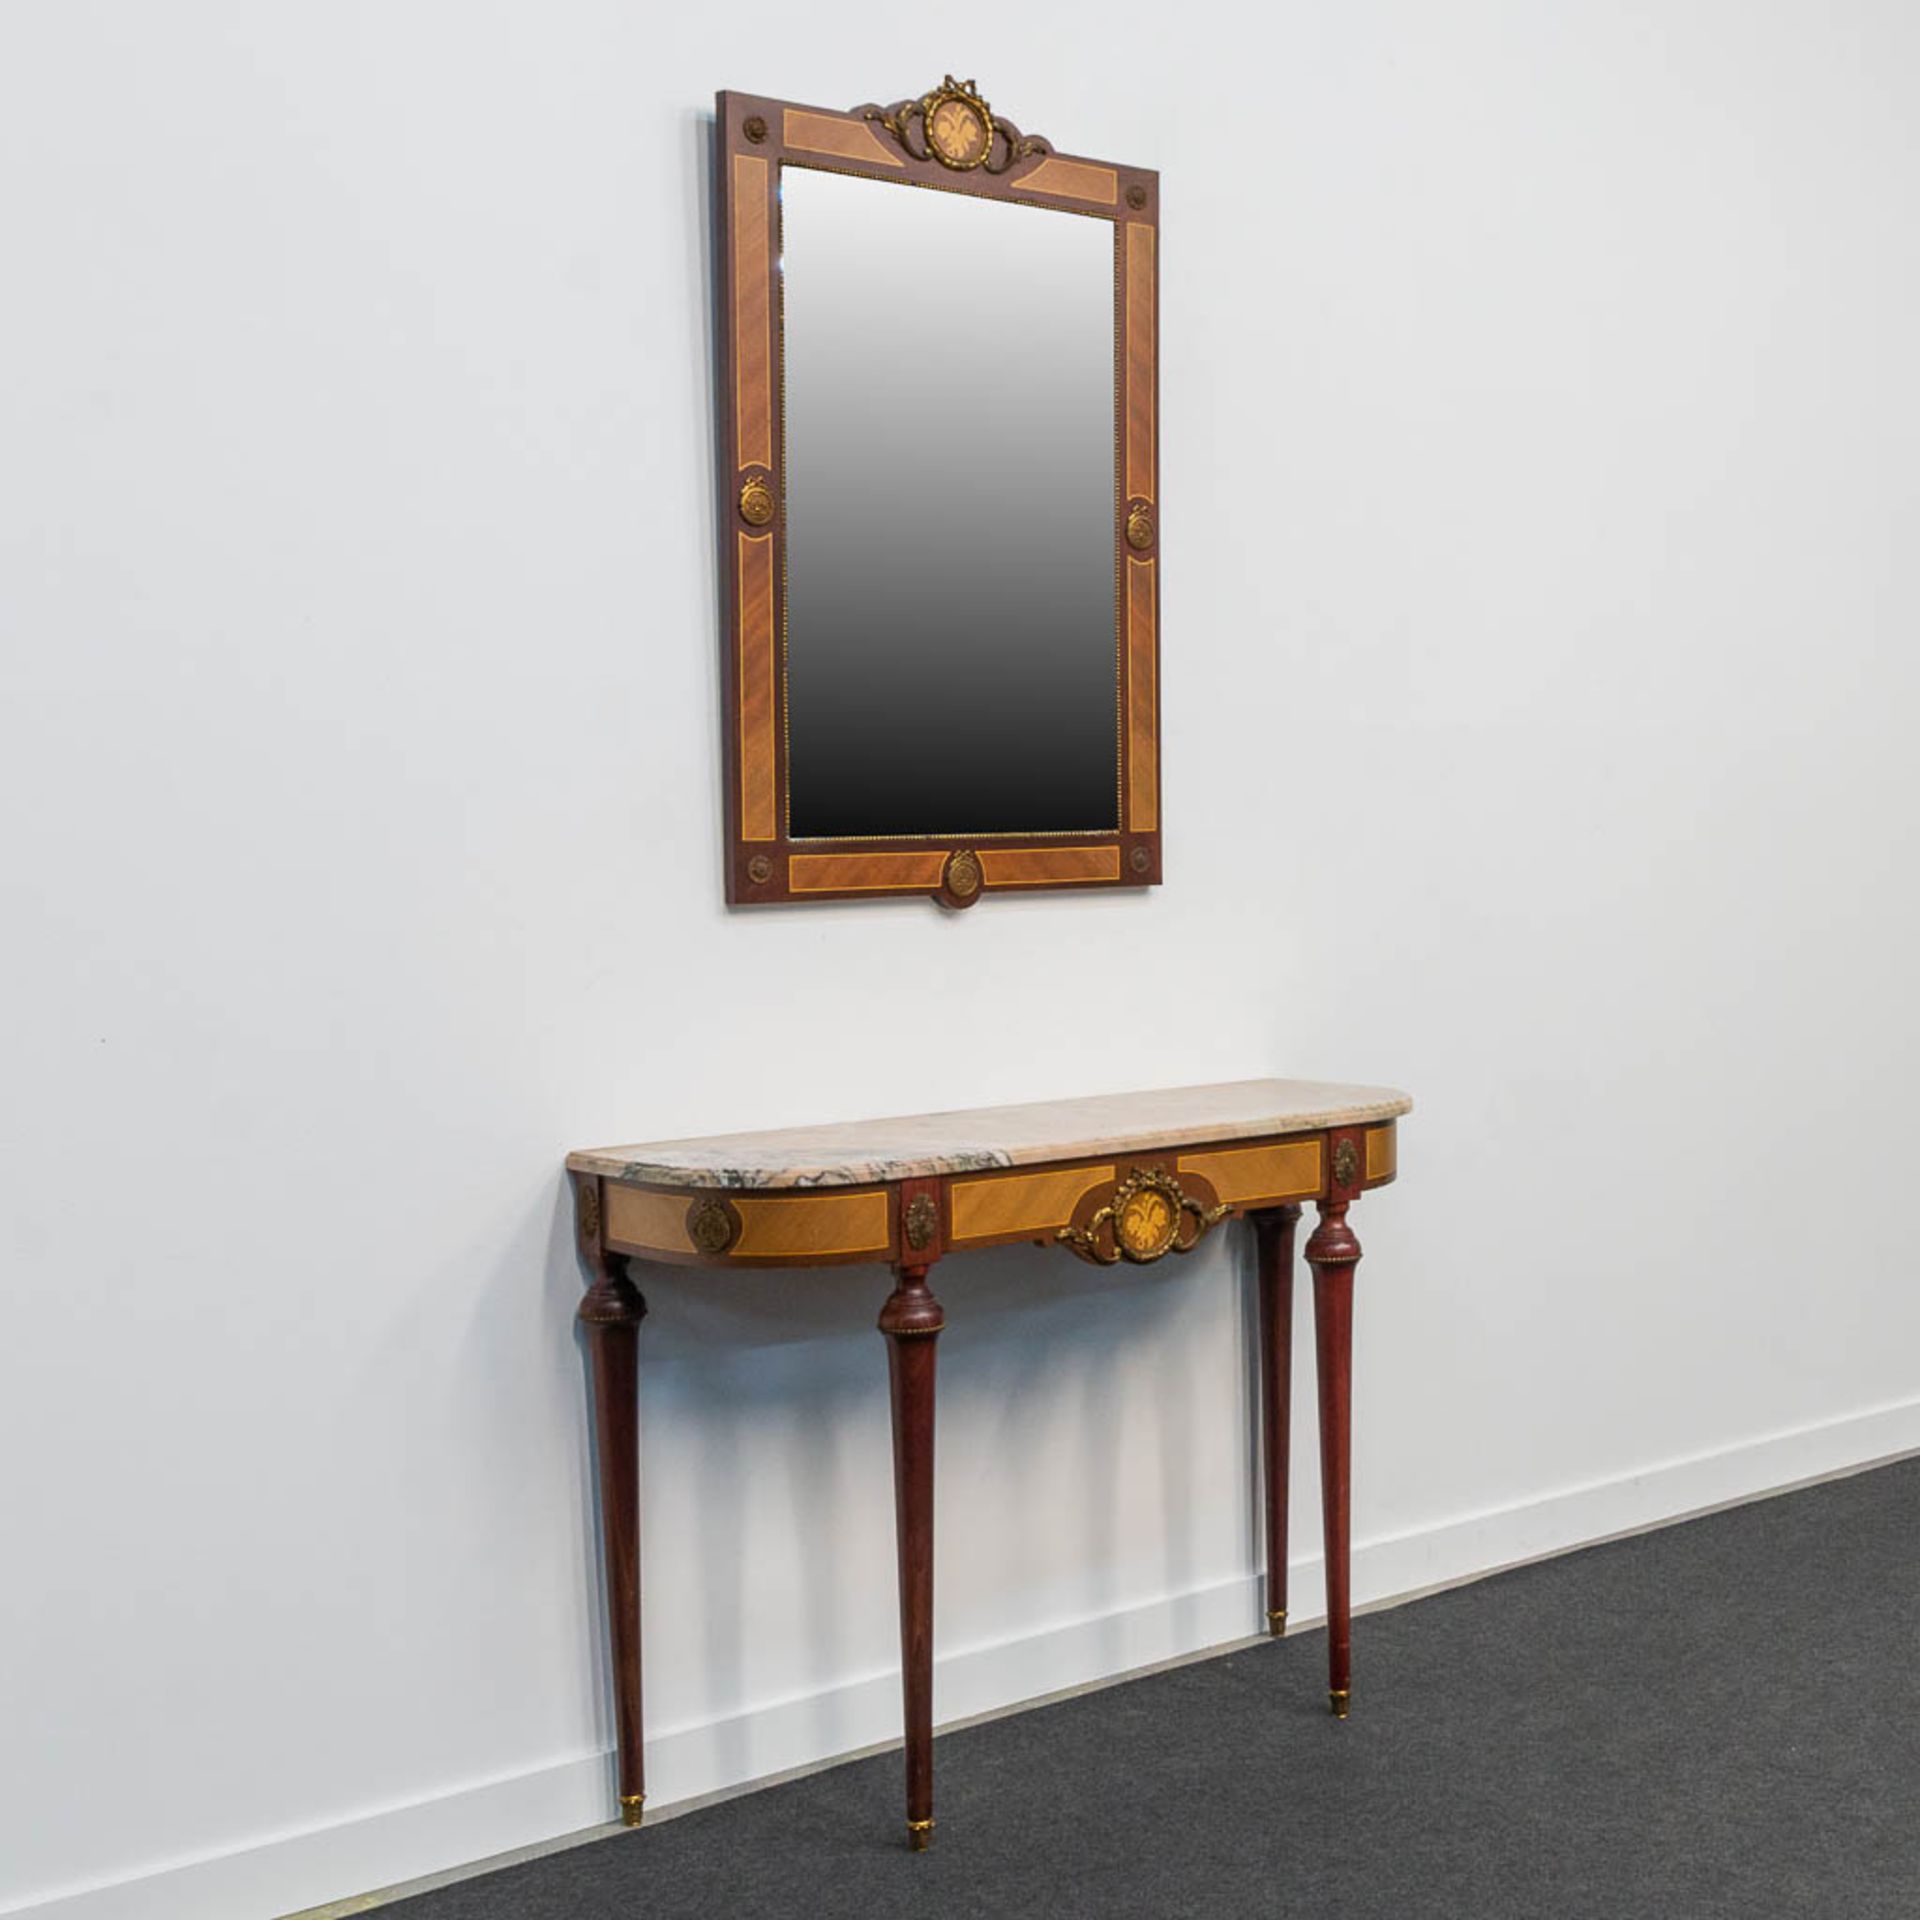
[713,81,1161,908]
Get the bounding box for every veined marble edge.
[565,1086,1413,1190]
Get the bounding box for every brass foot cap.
[619,1795,646,1828]
[1266,1609,1287,1639]
[907,1818,935,1852]
[1329,1689,1351,1720]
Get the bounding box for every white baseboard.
[13,1393,1919,1920]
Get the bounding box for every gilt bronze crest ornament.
[860,75,1049,174]
[1056,1165,1230,1266]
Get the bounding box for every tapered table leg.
[579,1243,649,1824]
[879,1263,944,1850]
[1254,1206,1301,1637]
[1307,1198,1361,1718]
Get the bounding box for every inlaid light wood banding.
[783,109,904,167]
[732,1191,891,1258]
[950,1164,1116,1242]
[1177,1140,1323,1206]
[789,850,949,893]
[977,845,1122,887]
[1365,1124,1397,1182]
[732,154,772,470]
[1019,156,1118,204]
[1127,558,1158,832]
[604,1185,698,1255]
[1125,222,1156,503]
[737,532,777,840]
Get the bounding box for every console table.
[566,1077,1411,1847]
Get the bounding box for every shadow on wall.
[552,1178,1260,1779]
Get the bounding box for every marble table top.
[568,1078,1413,1191]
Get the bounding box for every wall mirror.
[713,79,1160,907]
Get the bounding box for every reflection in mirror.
[780,167,1119,840]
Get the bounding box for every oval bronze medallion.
[927,94,990,168]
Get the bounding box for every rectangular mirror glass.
[715,82,1160,907]
[782,168,1119,841]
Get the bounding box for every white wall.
[5,3,1919,1914]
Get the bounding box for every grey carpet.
[386,1455,1920,1918]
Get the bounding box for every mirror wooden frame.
[713,80,1161,909]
